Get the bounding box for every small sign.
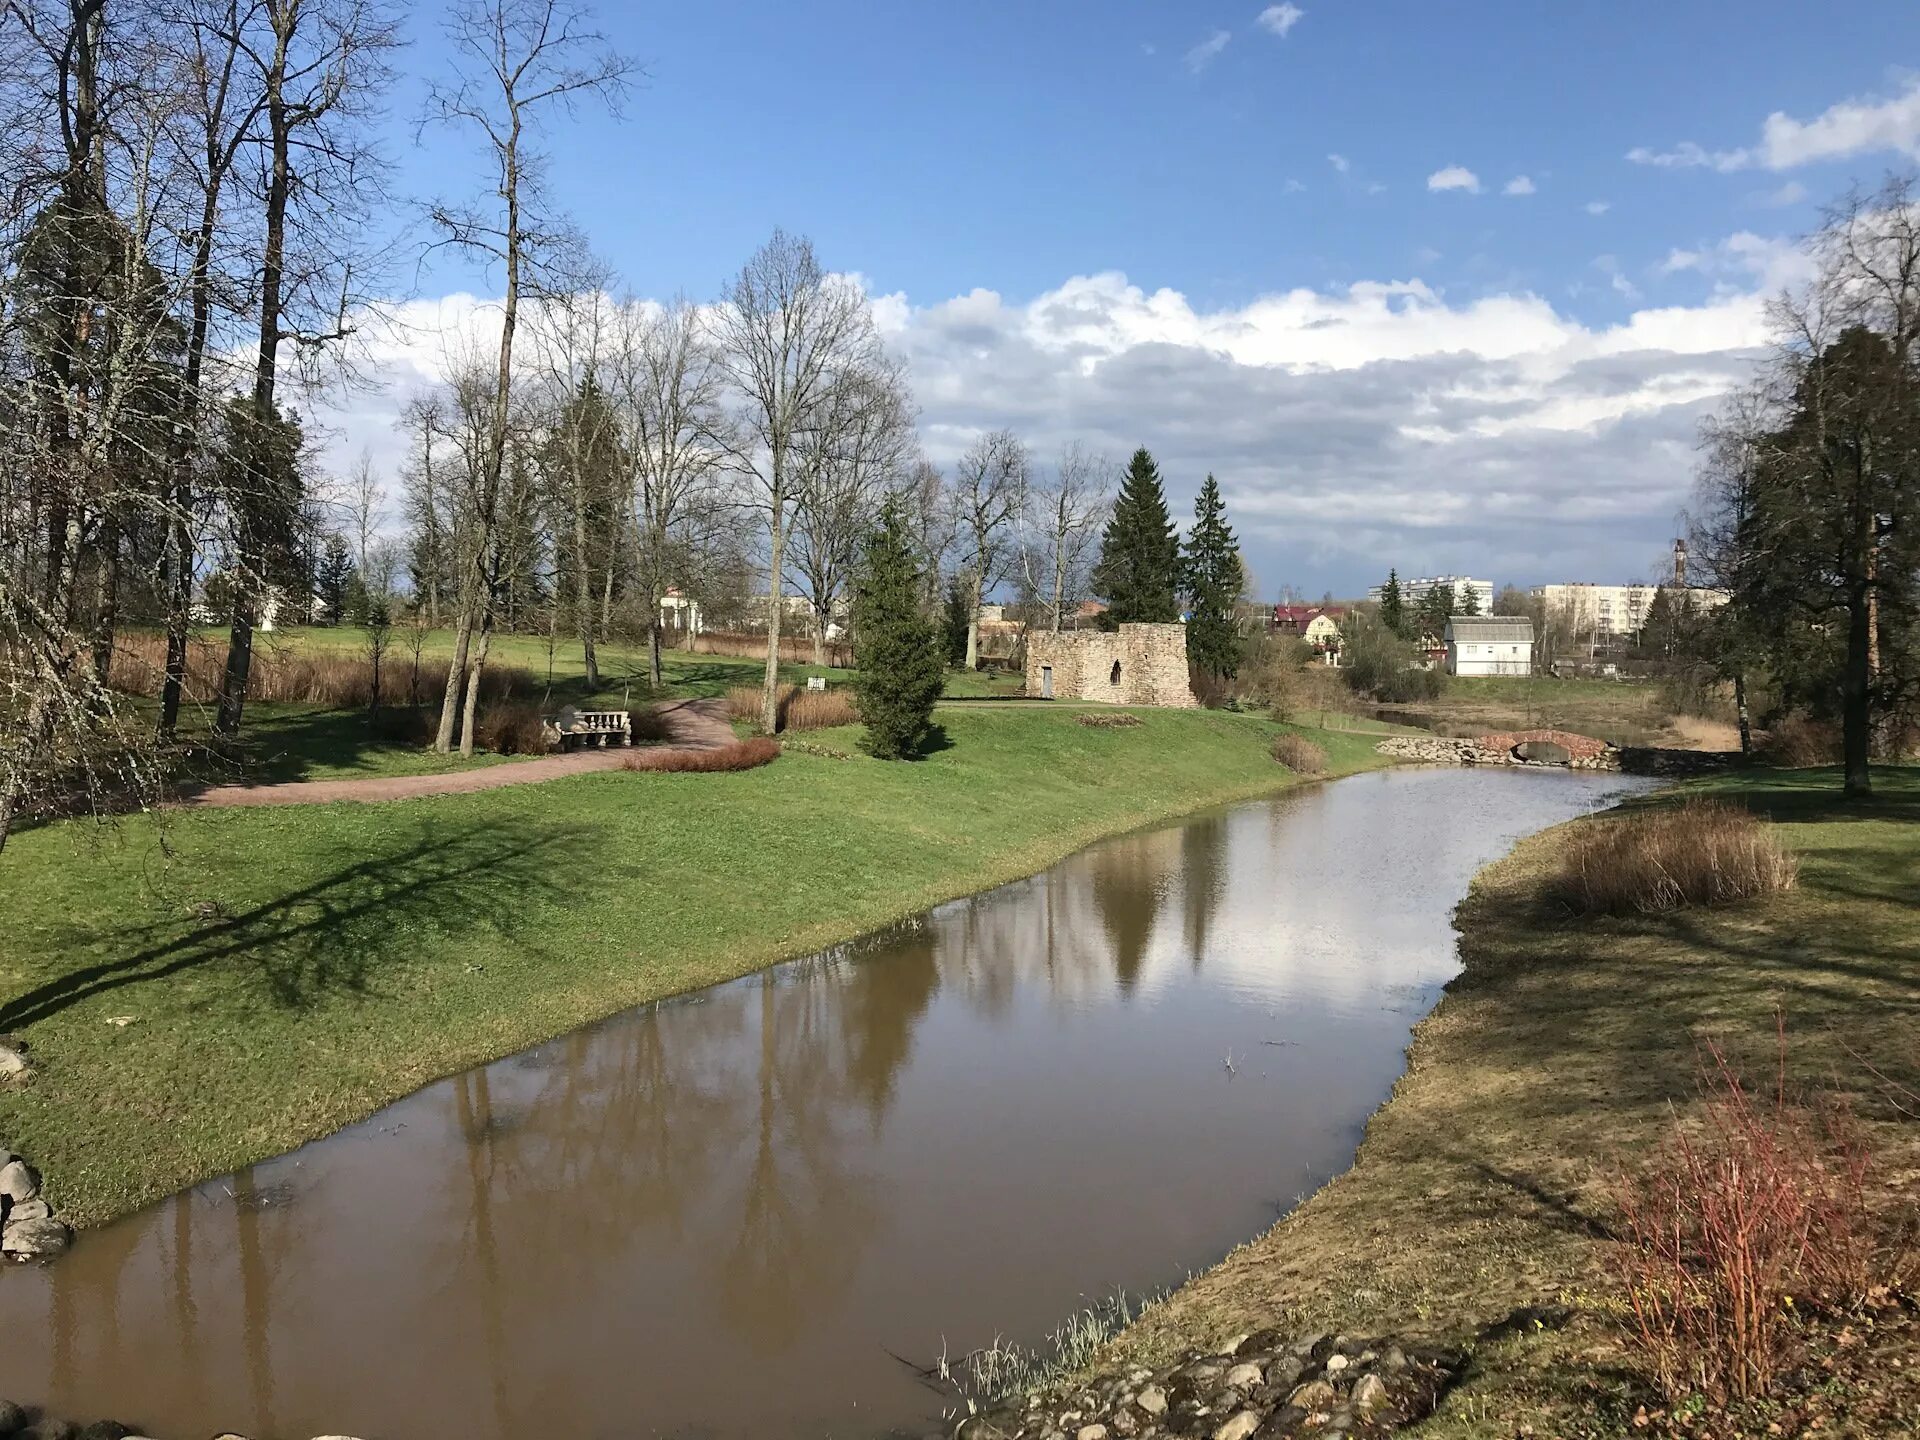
[807,676,827,691]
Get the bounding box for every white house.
[1445,615,1533,676]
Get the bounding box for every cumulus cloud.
[1503,175,1536,196]
[1629,76,1920,172]
[1256,3,1304,38]
[1184,28,1231,72]
[1427,165,1481,194]
[314,259,1782,592]
[1759,180,1808,207]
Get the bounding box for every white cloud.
[1283,177,1305,193]
[1184,28,1231,72]
[319,264,1780,590]
[1759,180,1808,207]
[1629,77,1920,172]
[1256,3,1304,38]
[1503,175,1536,196]
[1592,255,1641,302]
[1585,200,1611,215]
[1427,165,1481,194]
[1327,152,1349,173]
[1654,232,1811,293]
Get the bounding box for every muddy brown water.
[0,768,1644,1440]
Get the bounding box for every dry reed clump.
[685,629,853,668]
[1553,798,1798,916]
[1270,733,1328,773]
[1076,712,1142,729]
[1615,1030,1893,1408]
[622,737,780,773]
[108,631,535,711]
[1759,713,1842,768]
[723,683,857,732]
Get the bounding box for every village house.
[1272,604,1347,663]
[1444,615,1534,677]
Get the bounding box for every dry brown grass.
[622,737,780,773]
[685,628,852,668]
[1076,712,1142,729]
[109,631,535,710]
[723,682,857,732]
[1552,798,1798,916]
[1270,733,1329,773]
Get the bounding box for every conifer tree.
[1182,474,1243,677]
[1415,581,1453,641]
[1091,447,1180,625]
[853,501,947,759]
[315,534,356,626]
[1456,580,1482,616]
[1379,569,1407,637]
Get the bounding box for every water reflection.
[0,768,1642,1440]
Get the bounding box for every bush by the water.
[1339,611,1446,703]
[1270,733,1328,773]
[1615,1035,1886,1407]
[1553,798,1797,915]
[623,737,780,773]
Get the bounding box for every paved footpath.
[182,697,735,808]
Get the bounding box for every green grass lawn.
[0,705,1392,1227]
[1111,763,1920,1434]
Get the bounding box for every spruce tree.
[1416,582,1452,641]
[1182,474,1243,678]
[1379,569,1406,637]
[315,534,355,626]
[853,501,947,760]
[1091,447,1180,625]
[1456,581,1482,616]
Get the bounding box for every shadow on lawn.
[0,817,585,1031]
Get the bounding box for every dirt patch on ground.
[182,698,732,807]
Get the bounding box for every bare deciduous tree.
[951,428,1027,669]
[1019,441,1110,635]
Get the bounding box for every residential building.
[1272,604,1347,661]
[1444,615,1533,676]
[1367,574,1494,614]
[1529,583,1728,641]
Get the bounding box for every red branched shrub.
[622,737,780,773]
[1615,1028,1883,1407]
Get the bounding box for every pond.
[0,767,1643,1440]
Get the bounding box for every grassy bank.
[1375,674,1734,750]
[0,706,1389,1228]
[1101,766,1920,1434]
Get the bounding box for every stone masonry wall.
[1026,623,1197,708]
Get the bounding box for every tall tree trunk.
[964,569,982,670]
[1051,549,1066,634]
[1842,588,1873,799]
[459,615,494,759]
[436,609,474,752]
[217,12,293,738]
[761,500,786,734]
[1734,670,1751,757]
[572,474,598,688]
[648,617,663,692]
[812,609,826,668]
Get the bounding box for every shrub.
[725,684,775,725]
[1270,733,1328,773]
[780,687,859,731]
[1615,1032,1883,1407]
[1076,712,1141,728]
[1339,611,1446,703]
[1187,664,1232,709]
[371,706,435,746]
[685,629,853,669]
[1552,798,1797,916]
[622,737,780,773]
[1759,713,1841,768]
[473,701,552,756]
[629,708,671,743]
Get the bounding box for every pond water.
[0,767,1643,1440]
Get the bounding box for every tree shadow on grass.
[0,817,588,1032]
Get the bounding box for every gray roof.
[1446,616,1534,642]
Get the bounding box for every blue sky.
[336,2,1920,597]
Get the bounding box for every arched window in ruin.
[1109,659,1122,687]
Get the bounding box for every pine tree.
[315,534,355,626]
[1182,474,1243,677]
[1091,447,1180,626]
[1456,581,1482,616]
[1416,582,1452,641]
[1379,570,1407,637]
[942,572,972,667]
[854,501,947,760]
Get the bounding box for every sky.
[317,0,1920,600]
